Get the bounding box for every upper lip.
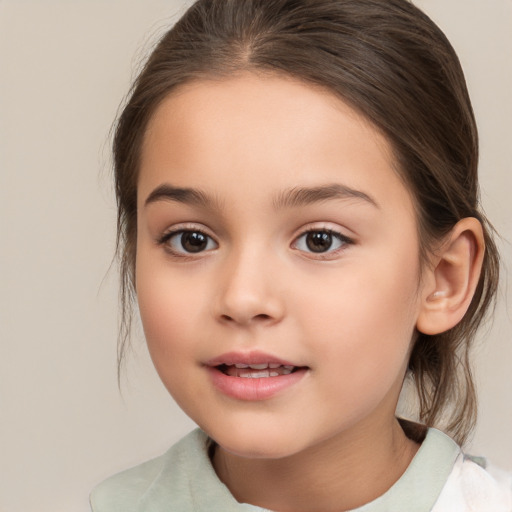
[205,350,300,368]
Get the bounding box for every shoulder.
[89,429,210,512]
[433,452,512,512]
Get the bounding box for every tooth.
[269,371,279,377]
[235,363,249,368]
[249,364,268,370]
[282,368,292,375]
[268,363,281,369]
[283,365,294,370]
[240,370,270,378]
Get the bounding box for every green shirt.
[90,427,509,511]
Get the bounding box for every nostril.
[254,313,272,321]
[219,312,273,324]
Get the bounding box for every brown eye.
[305,231,333,253]
[181,231,208,252]
[163,230,218,255]
[293,229,352,256]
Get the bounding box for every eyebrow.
[144,184,222,210]
[144,182,379,210]
[272,184,379,210]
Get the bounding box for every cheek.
[136,257,198,364]
[303,252,418,329]
[136,272,204,411]
[298,250,421,382]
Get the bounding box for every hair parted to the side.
[113,0,499,445]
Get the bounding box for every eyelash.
[292,228,354,259]
[156,226,354,259]
[157,227,218,258]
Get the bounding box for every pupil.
[182,232,207,253]
[306,231,332,252]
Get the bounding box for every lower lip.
[207,366,308,401]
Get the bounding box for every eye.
[161,230,218,255]
[293,229,352,255]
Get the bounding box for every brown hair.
[113,0,499,445]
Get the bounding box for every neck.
[213,417,420,512]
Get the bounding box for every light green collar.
[148,428,459,512]
[91,427,460,512]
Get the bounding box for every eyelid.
[291,223,355,259]
[157,222,213,241]
[157,223,218,257]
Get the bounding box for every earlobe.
[416,218,485,335]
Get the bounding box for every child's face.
[136,73,426,459]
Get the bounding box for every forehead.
[138,73,414,217]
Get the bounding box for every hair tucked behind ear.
[113,0,499,444]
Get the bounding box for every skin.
[135,73,445,511]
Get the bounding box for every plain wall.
[0,1,510,511]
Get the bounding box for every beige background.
[1,1,510,511]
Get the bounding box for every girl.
[91,0,511,510]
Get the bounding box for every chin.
[202,420,308,460]
[219,439,297,460]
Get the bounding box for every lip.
[205,351,308,401]
[205,350,297,368]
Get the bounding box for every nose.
[213,247,285,327]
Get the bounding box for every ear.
[416,217,485,335]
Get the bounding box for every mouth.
[216,363,299,378]
[205,352,308,400]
